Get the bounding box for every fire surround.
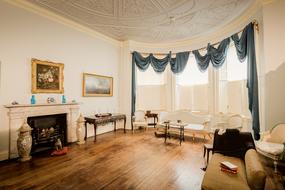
[5,103,80,159]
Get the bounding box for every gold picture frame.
[83,73,113,97]
[31,59,64,93]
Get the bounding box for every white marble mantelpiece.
[5,102,80,159]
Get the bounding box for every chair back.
[227,114,243,130]
[134,110,145,122]
[268,123,285,144]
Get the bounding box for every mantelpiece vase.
[17,122,33,162]
[76,114,85,145]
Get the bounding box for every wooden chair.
[132,110,148,133]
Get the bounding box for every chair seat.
[133,121,148,126]
[256,141,284,156]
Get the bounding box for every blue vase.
[62,95,66,103]
[31,95,36,104]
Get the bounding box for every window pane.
[226,46,247,81]
[176,55,208,86]
[137,66,166,85]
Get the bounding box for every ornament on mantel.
[76,114,85,145]
[17,122,33,162]
[62,95,66,104]
[47,97,56,104]
[31,95,36,104]
[11,101,19,105]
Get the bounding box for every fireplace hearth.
[28,114,67,153]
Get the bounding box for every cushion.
[256,141,284,155]
[184,124,204,131]
[202,153,250,190]
[133,121,147,126]
[244,149,266,190]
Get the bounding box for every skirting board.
[0,150,9,161]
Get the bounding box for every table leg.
[124,117,126,133]
[153,117,156,128]
[164,125,167,143]
[114,121,117,131]
[207,150,210,163]
[179,128,182,145]
[94,124,97,142]
[84,121,88,140]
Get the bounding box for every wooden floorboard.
[0,129,284,190]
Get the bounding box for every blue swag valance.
[192,38,230,71]
[131,23,260,140]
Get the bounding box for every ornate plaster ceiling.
[26,0,254,43]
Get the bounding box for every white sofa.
[158,110,211,140]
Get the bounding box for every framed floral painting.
[31,59,64,93]
[83,73,113,97]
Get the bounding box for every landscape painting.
[83,73,113,97]
[32,59,64,93]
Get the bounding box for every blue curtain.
[170,51,190,74]
[231,23,260,140]
[192,38,230,71]
[131,51,189,116]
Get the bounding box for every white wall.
[0,1,121,160]
[263,0,285,130]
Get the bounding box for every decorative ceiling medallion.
[26,0,254,43]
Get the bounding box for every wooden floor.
[0,129,284,190]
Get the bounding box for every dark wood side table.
[84,113,126,142]
[145,113,158,128]
[203,143,213,164]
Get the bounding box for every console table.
[84,113,126,141]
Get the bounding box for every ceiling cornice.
[5,0,122,47]
[128,0,263,51]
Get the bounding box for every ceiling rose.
[26,0,254,43]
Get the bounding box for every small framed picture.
[82,73,113,97]
[31,59,64,93]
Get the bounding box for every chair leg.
[206,150,210,164]
[208,133,212,139]
[273,160,278,173]
[203,146,206,158]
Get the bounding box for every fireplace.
[27,114,67,153]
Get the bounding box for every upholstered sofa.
[202,129,266,190]
[158,110,211,139]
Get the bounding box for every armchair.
[131,111,148,133]
[227,114,243,130]
[256,123,285,173]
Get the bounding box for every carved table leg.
[94,124,97,142]
[164,125,168,143]
[124,117,126,133]
[84,121,88,140]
